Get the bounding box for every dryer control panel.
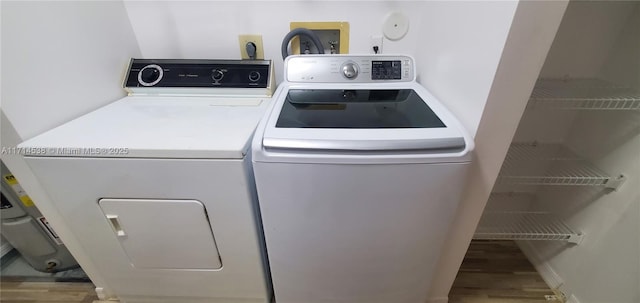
[285,55,415,83]
[124,59,271,89]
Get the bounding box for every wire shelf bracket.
[603,174,627,191]
[567,233,584,245]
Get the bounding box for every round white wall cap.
[383,11,410,41]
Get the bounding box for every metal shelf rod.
[528,78,640,111]
[498,143,623,189]
[474,211,582,244]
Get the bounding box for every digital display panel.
[371,61,401,80]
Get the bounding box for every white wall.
[1,1,140,140]
[122,0,518,137]
[539,1,635,80]
[1,1,141,299]
[522,3,640,303]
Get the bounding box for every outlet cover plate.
[238,34,264,60]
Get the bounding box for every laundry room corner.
[1,0,141,299]
[2,1,599,303]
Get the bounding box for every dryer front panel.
[23,157,270,302]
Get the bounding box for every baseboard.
[1,242,13,258]
[516,241,564,289]
[425,296,449,303]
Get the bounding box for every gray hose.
[281,28,325,60]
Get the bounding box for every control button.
[341,62,359,79]
[248,71,261,82]
[211,69,225,81]
[138,64,163,86]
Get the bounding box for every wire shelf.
[528,78,640,110]
[498,143,613,187]
[474,211,582,243]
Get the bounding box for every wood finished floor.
[450,240,561,303]
[0,281,99,303]
[0,240,560,303]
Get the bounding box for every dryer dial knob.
[341,62,359,79]
[138,64,163,86]
[211,69,225,81]
[249,71,261,82]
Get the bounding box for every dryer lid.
[19,96,270,159]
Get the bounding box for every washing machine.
[19,59,275,303]
[252,55,474,303]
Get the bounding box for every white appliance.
[252,55,474,303]
[1,161,79,273]
[19,59,275,303]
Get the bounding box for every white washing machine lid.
[260,82,468,154]
[19,95,270,159]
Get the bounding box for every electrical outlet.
[370,35,383,54]
[238,35,264,60]
[290,22,349,55]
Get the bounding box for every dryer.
[252,55,474,303]
[19,59,275,303]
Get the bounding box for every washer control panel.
[285,55,414,83]
[124,59,271,88]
